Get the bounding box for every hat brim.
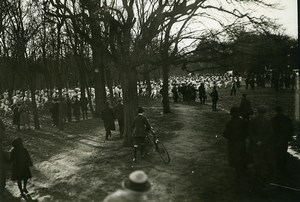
[122,180,151,193]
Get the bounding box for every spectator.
[239,94,253,121]
[103,170,151,202]
[249,106,275,182]
[10,138,33,196]
[198,83,206,104]
[223,107,247,179]
[114,99,124,138]
[210,86,219,111]
[271,106,294,175]
[171,85,179,103]
[19,101,30,130]
[12,102,21,130]
[132,107,151,162]
[80,96,89,120]
[101,102,115,140]
[72,96,81,122]
[230,81,236,96]
[50,99,59,127]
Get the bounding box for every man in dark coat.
[249,106,275,182]
[80,96,89,120]
[223,107,247,178]
[210,86,219,111]
[271,106,294,174]
[132,107,151,162]
[198,83,206,104]
[114,99,124,138]
[101,102,115,140]
[171,85,179,103]
[239,94,253,121]
[72,96,81,122]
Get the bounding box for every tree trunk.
[92,46,106,117]
[86,86,95,116]
[122,66,138,147]
[29,83,40,129]
[162,65,171,114]
[105,67,114,105]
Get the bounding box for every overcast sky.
[260,0,298,38]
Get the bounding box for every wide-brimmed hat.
[122,170,151,193]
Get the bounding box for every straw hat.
[122,170,151,193]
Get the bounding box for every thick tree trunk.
[105,67,114,105]
[122,67,138,147]
[162,65,171,114]
[86,86,95,116]
[92,46,106,117]
[28,69,40,129]
[29,85,40,129]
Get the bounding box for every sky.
[260,0,298,38]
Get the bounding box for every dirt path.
[3,99,300,202]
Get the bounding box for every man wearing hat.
[132,107,151,162]
[103,170,151,202]
[271,106,294,174]
[101,102,115,140]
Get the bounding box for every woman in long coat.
[10,138,33,195]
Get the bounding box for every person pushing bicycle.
[132,107,151,162]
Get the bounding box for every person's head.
[275,106,284,114]
[242,93,247,98]
[122,170,151,194]
[137,107,144,114]
[12,138,23,149]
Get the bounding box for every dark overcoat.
[11,147,33,181]
[12,105,20,126]
[101,107,115,131]
[223,117,247,168]
[132,114,151,138]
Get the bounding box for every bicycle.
[145,127,170,164]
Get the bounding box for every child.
[10,138,33,196]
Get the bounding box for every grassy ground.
[1,85,300,202]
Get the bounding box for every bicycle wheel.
[156,141,170,164]
[145,136,156,155]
